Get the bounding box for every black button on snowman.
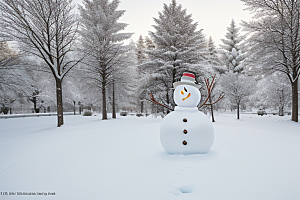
[160,72,214,154]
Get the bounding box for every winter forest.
[1,0,299,199]
[0,0,299,127]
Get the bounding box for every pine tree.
[135,35,147,113]
[220,19,245,74]
[144,0,207,110]
[136,35,146,65]
[79,0,133,120]
[207,36,221,72]
[144,36,156,50]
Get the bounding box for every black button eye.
[184,87,187,92]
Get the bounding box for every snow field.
[0,113,299,200]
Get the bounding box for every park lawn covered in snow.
[0,113,299,200]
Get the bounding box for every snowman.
[160,72,214,154]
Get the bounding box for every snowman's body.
[160,73,214,154]
[160,106,214,154]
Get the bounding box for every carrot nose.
[181,90,184,95]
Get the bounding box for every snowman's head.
[173,72,201,107]
[174,85,201,107]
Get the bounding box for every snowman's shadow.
[156,150,218,162]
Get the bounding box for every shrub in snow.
[120,111,128,116]
[83,111,92,116]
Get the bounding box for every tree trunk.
[33,97,37,113]
[102,82,107,120]
[237,102,240,119]
[291,79,298,122]
[2,107,9,114]
[166,90,170,114]
[112,81,116,119]
[140,98,144,113]
[210,105,215,122]
[56,79,64,127]
[279,106,284,116]
[73,101,76,115]
[209,96,215,122]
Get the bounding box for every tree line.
[0,0,299,127]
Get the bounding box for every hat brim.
[173,81,201,89]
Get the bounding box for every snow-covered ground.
[0,113,299,200]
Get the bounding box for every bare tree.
[201,75,224,122]
[0,40,31,113]
[0,0,83,126]
[242,0,300,122]
[220,72,255,119]
[267,74,291,115]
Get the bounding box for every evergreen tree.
[79,0,133,120]
[220,19,245,74]
[218,20,249,118]
[136,35,146,65]
[135,35,147,113]
[207,36,221,72]
[144,36,156,50]
[144,0,207,110]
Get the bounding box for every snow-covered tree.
[107,41,138,118]
[136,35,146,65]
[220,72,255,119]
[0,40,31,114]
[207,36,221,69]
[135,35,147,113]
[268,77,291,116]
[79,0,133,120]
[62,76,85,115]
[253,74,291,116]
[0,0,82,126]
[220,19,245,74]
[144,36,156,50]
[242,0,300,122]
[20,61,55,113]
[144,0,207,110]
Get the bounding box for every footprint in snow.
[166,164,196,198]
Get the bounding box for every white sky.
[75,0,254,46]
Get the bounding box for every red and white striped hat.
[173,72,201,89]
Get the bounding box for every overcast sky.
[75,0,254,46]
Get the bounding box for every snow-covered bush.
[83,111,92,116]
[120,111,128,116]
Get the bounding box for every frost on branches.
[142,0,207,111]
[220,72,255,119]
[79,0,133,120]
[0,0,82,126]
[242,0,300,122]
[253,73,291,116]
[218,19,245,74]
